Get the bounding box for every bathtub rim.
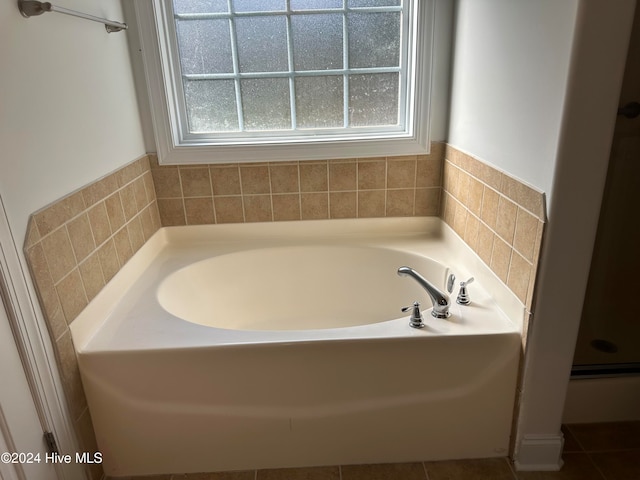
[69,217,527,352]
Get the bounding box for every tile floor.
[109,421,640,480]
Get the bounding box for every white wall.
[447,0,578,207]
[0,0,146,247]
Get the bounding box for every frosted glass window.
[295,76,344,129]
[173,0,228,14]
[176,20,233,75]
[348,13,401,68]
[184,80,238,132]
[349,73,399,126]
[236,16,289,72]
[232,0,285,12]
[290,0,343,10]
[241,79,291,131]
[291,15,343,71]
[348,0,401,6]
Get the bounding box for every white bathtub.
[70,217,524,477]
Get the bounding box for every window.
[134,0,435,163]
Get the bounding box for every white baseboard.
[513,434,564,471]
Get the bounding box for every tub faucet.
[397,266,451,318]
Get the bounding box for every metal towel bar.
[18,0,127,33]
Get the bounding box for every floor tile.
[514,453,604,480]
[561,425,582,453]
[341,463,427,480]
[589,449,640,480]
[424,458,515,480]
[257,466,339,480]
[566,422,640,451]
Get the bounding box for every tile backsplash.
[441,145,545,310]
[151,146,444,225]
[23,155,161,480]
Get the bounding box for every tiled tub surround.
[441,145,546,310]
[20,142,550,480]
[150,146,444,226]
[23,155,161,480]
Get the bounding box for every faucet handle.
[402,301,425,329]
[447,273,456,293]
[456,277,474,305]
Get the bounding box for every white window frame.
[134,0,435,164]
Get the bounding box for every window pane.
[349,73,399,126]
[348,13,400,68]
[295,76,344,129]
[241,79,291,130]
[232,0,285,12]
[184,80,238,132]
[290,0,342,9]
[173,0,228,14]
[176,19,233,75]
[292,15,343,71]
[235,16,289,72]
[348,0,401,6]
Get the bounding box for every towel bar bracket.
[18,0,128,33]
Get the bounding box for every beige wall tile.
[211,166,242,196]
[480,187,500,231]
[443,161,459,197]
[56,269,88,325]
[357,160,386,190]
[185,198,215,225]
[214,196,244,223]
[270,164,300,193]
[513,208,539,262]
[456,170,471,205]
[96,239,120,284]
[143,171,157,204]
[132,177,148,212]
[24,218,41,248]
[34,192,86,236]
[127,217,145,253]
[240,166,271,194]
[67,214,96,263]
[87,202,111,246]
[387,158,417,189]
[157,198,186,226]
[508,251,532,304]
[152,167,182,198]
[120,183,138,222]
[416,156,442,188]
[116,161,142,187]
[180,167,212,197]
[386,189,414,216]
[464,213,481,251]
[105,193,126,232]
[41,227,76,284]
[300,162,328,192]
[79,253,105,303]
[273,194,301,221]
[358,190,386,218]
[476,222,495,266]
[329,161,357,191]
[55,331,87,421]
[25,244,67,341]
[490,236,513,283]
[81,174,118,207]
[113,228,134,267]
[495,196,518,244]
[140,205,159,241]
[452,202,468,237]
[467,177,484,217]
[442,192,457,226]
[500,173,546,220]
[330,191,357,218]
[415,188,441,216]
[244,195,272,222]
[301,193,329,220]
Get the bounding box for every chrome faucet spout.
[397,266,450,318]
